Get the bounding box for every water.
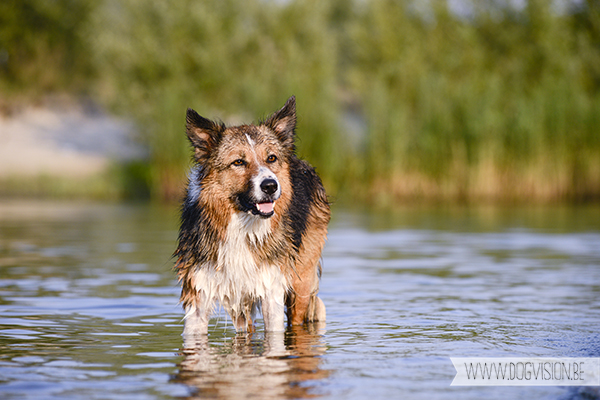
[0,201,599,400]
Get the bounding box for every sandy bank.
[0,102,145,178]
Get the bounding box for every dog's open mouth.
[238,195,276,218]
[256,202,275,216]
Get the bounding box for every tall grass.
[2,0,600,203]
[86,0,345,199]
[0,0,95,106]
[350,0,600,203]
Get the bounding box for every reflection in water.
[176,324,329,399]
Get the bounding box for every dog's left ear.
[264,96,296,150]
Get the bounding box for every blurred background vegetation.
[1,0,600,204]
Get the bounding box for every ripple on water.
[1,202,599,399]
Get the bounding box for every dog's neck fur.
[186,166,203,206]
[234,212,271,246]
[216,212,271,272]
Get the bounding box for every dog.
[174,96,330,335]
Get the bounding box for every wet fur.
[175,96,330,334]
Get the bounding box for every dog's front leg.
[183,304,210,337]
[262,289,285,332]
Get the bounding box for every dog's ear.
[186,108,224,163]
[264,96,296,150]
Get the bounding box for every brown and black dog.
[174,96,329,335]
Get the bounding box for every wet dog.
[175,96,329,334]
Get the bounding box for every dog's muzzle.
[238,175,281,218]
[254,178,278,216]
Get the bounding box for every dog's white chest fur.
[191,212,288,329]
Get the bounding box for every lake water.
[0,201,599,400]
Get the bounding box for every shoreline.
[0,101,144,179]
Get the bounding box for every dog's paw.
[309,296,326,323]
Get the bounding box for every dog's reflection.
[175,324,330,399]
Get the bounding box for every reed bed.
[2,0,599,203]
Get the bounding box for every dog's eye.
[232,159,246,167]
[266,155,277,163]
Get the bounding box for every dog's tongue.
[256,202,274,214]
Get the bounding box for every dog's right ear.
[186,108,224,163]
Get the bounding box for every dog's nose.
[260,179,278,195]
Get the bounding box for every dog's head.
[186,96,296,219]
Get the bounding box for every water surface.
[0,201,599,399]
